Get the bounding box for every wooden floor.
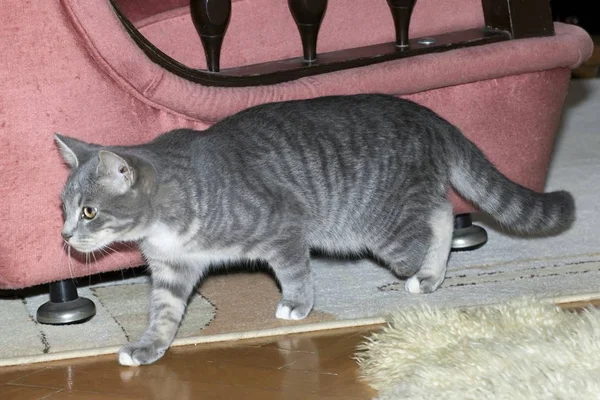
[1,299,598,400]
[0,324,380,400]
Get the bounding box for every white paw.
[275,302,310,320]
[117,342,167,366]
[118,349,140,367]
[405,276,422,294]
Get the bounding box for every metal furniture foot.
[451,213,488,251]
[36,279,96,325]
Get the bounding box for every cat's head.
[54,134,155,253]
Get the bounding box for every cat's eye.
[82,206,97,220]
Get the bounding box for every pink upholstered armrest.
[65,0,592,123]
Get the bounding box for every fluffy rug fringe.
[355,299,600,400]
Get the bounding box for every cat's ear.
[54,133,96,169]
[97,150,136,193]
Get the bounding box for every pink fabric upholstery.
[0,0,592,289]
[116,0,187,24]
[76,0,592,122]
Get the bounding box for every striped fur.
[55,94,574,366]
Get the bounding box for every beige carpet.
[0,271,349,367]
[356,299,600,400]
[2,261,600,368]
[1,79,599,367]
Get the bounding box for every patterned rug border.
[3,292,600,368]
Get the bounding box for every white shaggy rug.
[356,299,600,400]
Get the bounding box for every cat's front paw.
[118,341,168,367]
[275,299,313,320]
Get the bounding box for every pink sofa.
[0,0,593,290]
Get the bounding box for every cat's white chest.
[144,223,185,254]
[141,222,242,265]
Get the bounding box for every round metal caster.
[37,297,96,325]
[452,214,488,251]
[36,280,96,325]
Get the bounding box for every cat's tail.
[447,127,575,235]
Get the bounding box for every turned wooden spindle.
[386,0,417,47]
[190,0,232,72]
[288,0,328,62]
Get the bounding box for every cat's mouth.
[66,238,111,254]
[69,243,98,253]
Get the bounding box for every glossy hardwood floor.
[1,299,598,400]
[0,324,380,400]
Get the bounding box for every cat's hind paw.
[404,276,423,294]
[404,275,442,294]
[275,300,313,320]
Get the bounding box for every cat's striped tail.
[447,127,575,235]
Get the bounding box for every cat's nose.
[61,231,73,240]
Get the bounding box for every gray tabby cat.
[55,94,574,366]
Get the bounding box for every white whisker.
[91,250,102,285]
[59,241,66,273]
[66,242,74,281]
[119,242,137,252]
[97,246,112,258]
[105,245,129,262]
[86,252,92,286]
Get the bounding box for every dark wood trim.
[110,0,511,87]
[481,0,554,39]
[288,0,328,62]
[111,0,557,88]
[190,0,232,72]
[386,0,417,47]
[220,28,509,82]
